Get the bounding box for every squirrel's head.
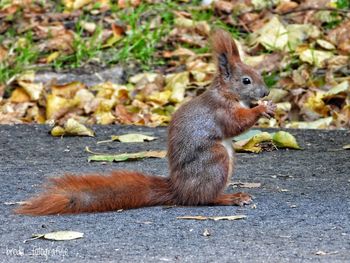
[211,29,269,106]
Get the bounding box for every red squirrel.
[15,29,276,215]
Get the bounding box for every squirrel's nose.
[261,89,269,97]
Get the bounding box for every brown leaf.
[327,20,350,55]
[214,1,234,14]
[275,1,299,13]
[112,23,125,37]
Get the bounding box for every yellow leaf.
[165,72,189,103]
[64,118,94,136]
[303,91,329,118]
[286,24,320,51]
[95,111,116,125]
[52,81,85,99]
[255,16,288,50]
[63,0,92,10]
[234,132,272,153]
[46,51,60,63]
[286,117,333,129]
[51,118,94,137]
[102,34,123,48]
[148,90,172,105]
[267,88,289,103]
[10,87,31,103]
[174,17,195,28]
[244,54,266,67]
[297,48,333,67]
[46,94,78,120]
[94,98,116,124]
[272,131,301,149]
[50,126,65,136]
[18,81,43,101]
[129,73,160,84]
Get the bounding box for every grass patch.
[0,32,39,84]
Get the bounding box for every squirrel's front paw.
[261,100,276,118]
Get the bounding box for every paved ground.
[0,125,349,262]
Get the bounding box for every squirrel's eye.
[242,77,251,85]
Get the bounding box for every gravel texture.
[0,125,349,262]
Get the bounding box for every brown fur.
[15,29,275,216]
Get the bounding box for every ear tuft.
[211,29,241,63]
[211,29,242,81]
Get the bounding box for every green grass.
[0,32,39,84]
[52,19,104,69]
[0,0,299,84]
[108,3,176,68]
[336,0,350,8]
[263,72,279,89]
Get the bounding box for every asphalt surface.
[0,125,349,262]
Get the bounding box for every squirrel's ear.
[211,29,241,79]
[217,52,231,80]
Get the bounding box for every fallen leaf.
[297,47,333,67]
[46,94,78,120]
[343,144,350,150]
[51,126,65,136]
[254,16,288,51]
[34,231,84,241]
[18,81,43,101]
[51,118,95,137]
[88,150,167,162]
[233,129,262,141]
[64,0,92,10]
[46,51,60,63]
[98,133,157,143]
[324,81,349,96]
[252,0,279,9]
[279,189,289,192]
[230,182,262,188]
[315,250,338,256]
[177,215,246,221]
[286,117,333,129]
[316,39,335,50]
[272,131,301,149]
[286,24,320,51]
[165,72,190,103]
[3,201,27,206]
[10,87,31,103]
[52,81,85,99]
[234,132,272,153]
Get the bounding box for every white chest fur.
[220,138,234,180]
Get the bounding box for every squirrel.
[15,29,276,216]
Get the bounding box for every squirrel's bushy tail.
[15,171,172,216]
